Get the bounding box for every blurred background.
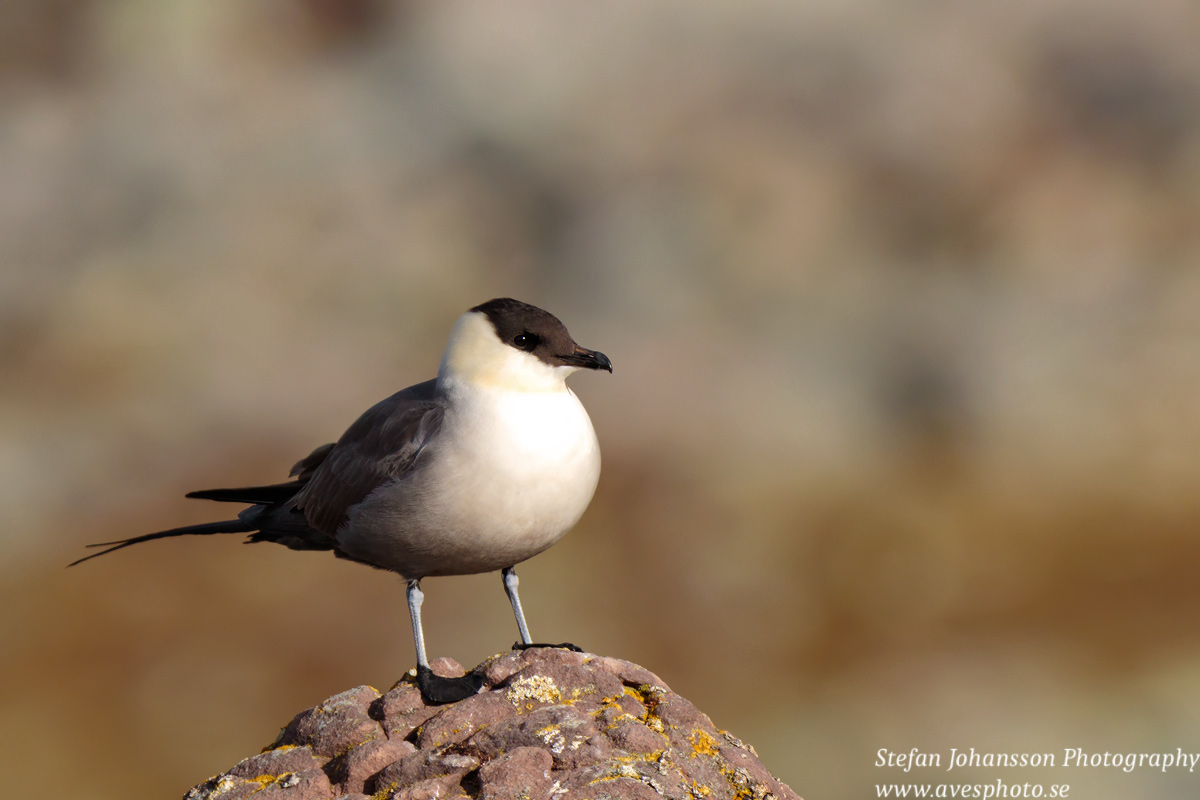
[3,1,1200,798]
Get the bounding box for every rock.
[252,769,335,800]
[428,656,467,677]
[607,717,668,754]
[185,769,335,800]
[369,747,481,793]
[323,738,416,794]
[185,650,801,800]
[277,685,384,758]
[370,682,440,740]
[415,692,517,749]
[229,745,325,779]
[474,703,613,771]
[478,747,552,800]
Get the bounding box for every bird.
[71,298,612,703]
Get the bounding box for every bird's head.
[439,298,612,392]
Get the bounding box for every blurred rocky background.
[2,1,1200,798]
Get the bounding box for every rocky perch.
[184,648,800,800]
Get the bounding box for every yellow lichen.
[506,674,562,706]
[690,729,721,758]
[619,683,669,734]
[567,683,598,702]
[587,762,642,785]
[211,777,238,796]
[726,765,776,800]
[242,773,304,796]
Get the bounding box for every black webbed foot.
[512,642,585,653]
[416,665,484,705]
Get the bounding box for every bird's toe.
[512,641,584,653]
[416,665,484,705]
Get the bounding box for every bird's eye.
[513,332,539,351]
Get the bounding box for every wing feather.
[291,379,445,536]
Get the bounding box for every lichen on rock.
[184,649,801,800]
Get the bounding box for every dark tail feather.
[68,519,254,567]
[186,482,302,505]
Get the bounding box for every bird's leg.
[406,578,482,704]
[502,566,533,646]
[503,566,584,654]
[406,579,430,669]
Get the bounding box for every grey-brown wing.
[290,379,446,537]
[290,443,334,480]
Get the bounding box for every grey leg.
[407,577,483,704]
[502,567,533,645]
[406,579,430,669]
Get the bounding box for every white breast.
[340,379,601,578]
[428,382,601,563]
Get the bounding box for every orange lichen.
[690,729,721,758]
